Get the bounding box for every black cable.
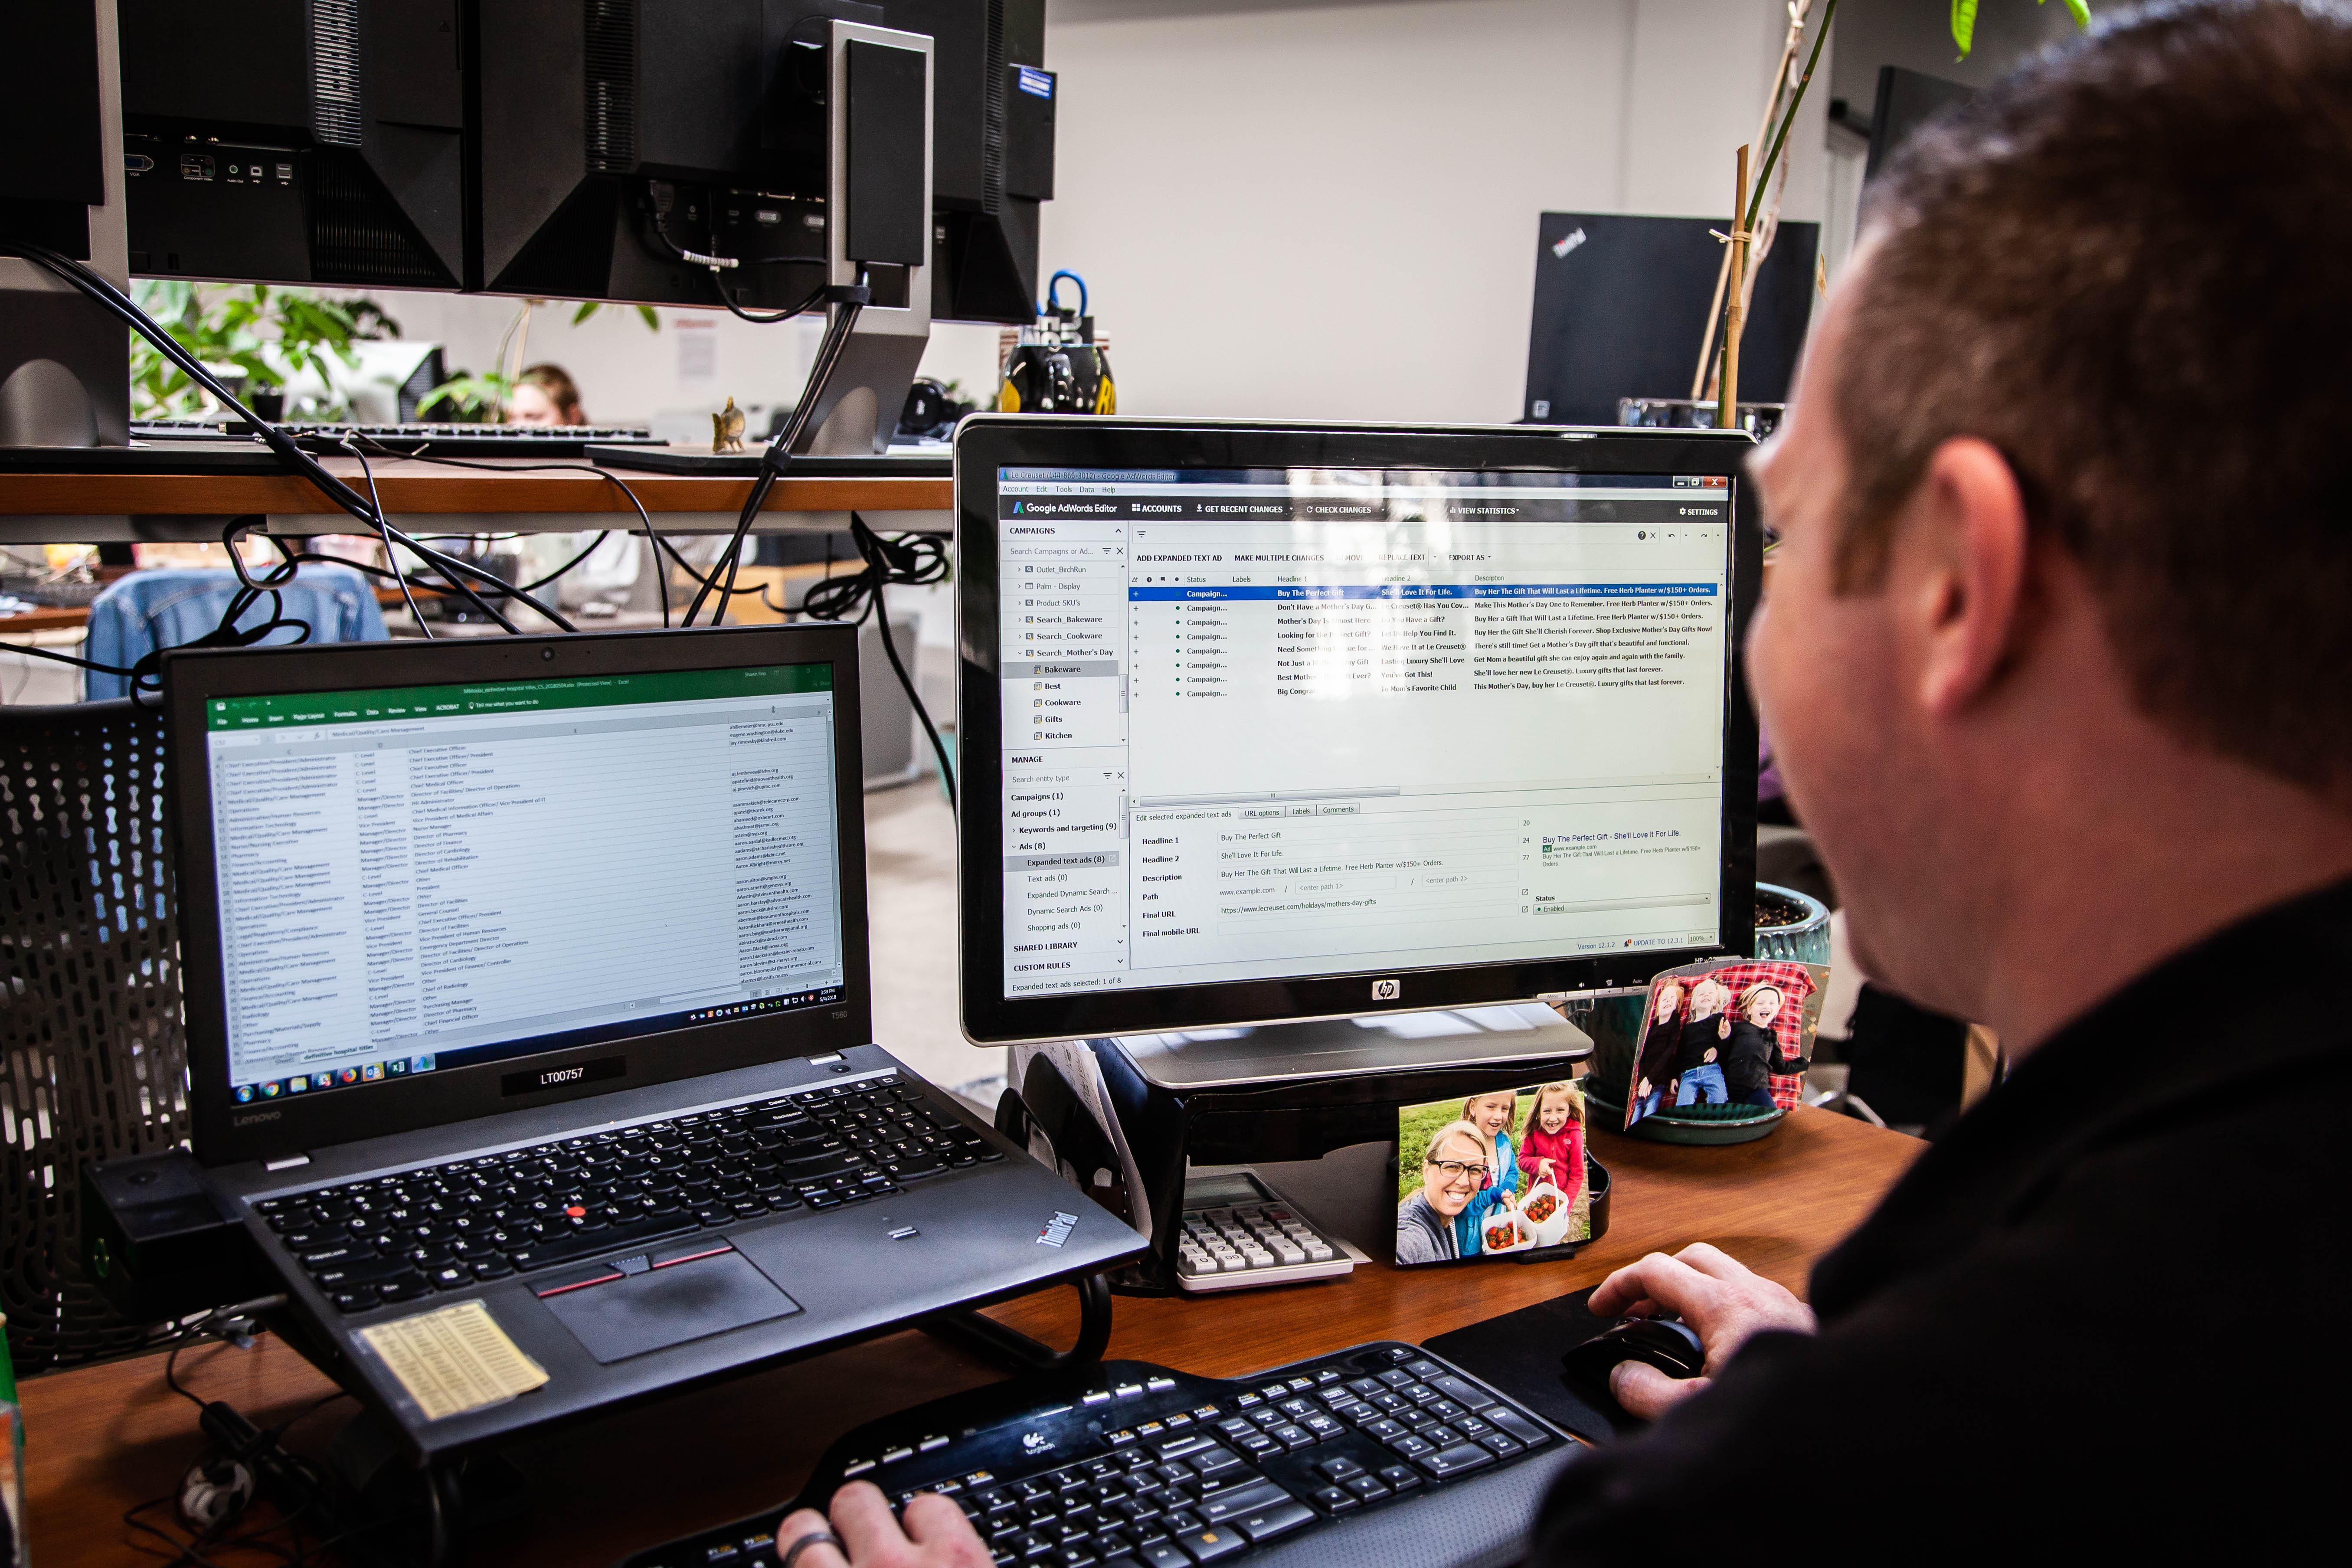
[342,438,525,633]
[716,275,830,327]
[337,437,432,638]
[0,239,576,636]
[334,439,673,627]
[795,512,957,805]
[685,287,867,628]
[164,1340,208,1408]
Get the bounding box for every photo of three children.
[1623,958,1829,1131]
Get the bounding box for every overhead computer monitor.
[953,419,1761,1045]
[117,0,465,288]
[120,0,1054,324]
[476,0,1054,324]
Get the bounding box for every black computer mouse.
[1560,1315,1708,1387]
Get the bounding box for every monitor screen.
[200,662,847,1107]
[988,460,1734,1008]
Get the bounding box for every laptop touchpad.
[533,1240,800,1365]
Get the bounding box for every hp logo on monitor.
[1371,979,1400,1002]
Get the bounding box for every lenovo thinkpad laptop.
[164,625,1141,1461]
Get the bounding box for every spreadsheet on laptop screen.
[202,664,846,1104]
[994,466,1733,999]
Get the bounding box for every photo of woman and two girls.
[1394,1082,1594,1265]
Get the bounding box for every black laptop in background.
[163,625,1142,1463]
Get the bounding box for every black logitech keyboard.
[253,1074,1001,1314]
[617,1344,1577,1568]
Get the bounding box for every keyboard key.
[1230,1499,1314,1543]
[1165,1524,1245,1562]
[1308,1485,1354,1512]
[1483,1407,1553,1447]
[1478,1432,1524,1457]
[1375,1464,1423,1492]
[1194,1482,1289,1525]
[1429,1373,1498,1409]
[1416,1442,1495,1480]
[1342,1475,1390,1501]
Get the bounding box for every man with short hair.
[764,4,2352,1563]
[1534,0,2352,1554]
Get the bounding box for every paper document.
[357,1300,549,1421]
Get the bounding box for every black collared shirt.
[1533,878,2352,1560]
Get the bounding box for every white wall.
[340,0,1828,432]
[968,0,1832,424]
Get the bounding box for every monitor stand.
[1099,1001,1591,1092]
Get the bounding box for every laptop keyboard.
[252,1074,1001,1315]
[618,1344,1568,1568]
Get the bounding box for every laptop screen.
[200,661,847,1108]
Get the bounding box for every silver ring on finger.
[779,1529,846,1568]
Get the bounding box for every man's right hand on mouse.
[1586,1243,1816,1419]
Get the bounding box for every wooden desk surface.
[18,1110,1917,1566]
[0,459,952,520]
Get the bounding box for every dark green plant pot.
[1585,1087,1787,1146]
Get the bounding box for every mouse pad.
[537,1247,801,1365]
[1421,1286,1635,1444]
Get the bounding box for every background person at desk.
[753,3,2352,1564]
[507,363,588,425]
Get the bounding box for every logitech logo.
[1022,1432,1053,1454]
[233,1110,283,1126]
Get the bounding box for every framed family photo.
[1623,958,1830,1131]
[1395,1085,1594,1266]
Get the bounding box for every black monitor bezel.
[167,625,873,1168]
[954,416,1761,1045]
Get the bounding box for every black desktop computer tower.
[118,0,465,289]
[475,0,1053,324]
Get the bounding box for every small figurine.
[712,396,746,454]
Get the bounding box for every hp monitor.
[955,419,1761,1046]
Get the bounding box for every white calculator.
[1174,1170,1367,1293]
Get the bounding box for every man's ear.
[1907,436,2032,716]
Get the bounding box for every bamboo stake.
[1691,0,1813,400]
[1721,144,1750,429]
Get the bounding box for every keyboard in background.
[131,419,665,458]
[0,576,106,609]
[620,1343,1573,1568]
